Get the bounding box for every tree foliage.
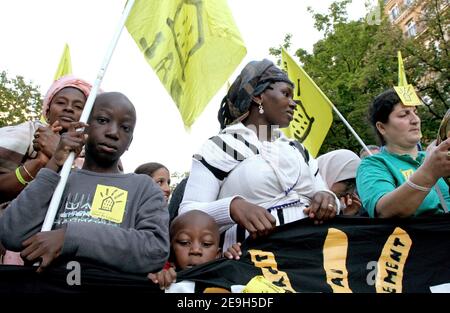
[403,0,450,143]
[270,0,449,154]
[0,71,42,128]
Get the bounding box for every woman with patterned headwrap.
[0,75,92,204]
[179,59,339,252]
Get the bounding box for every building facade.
[384,0,427,38]
[384,0,449,39]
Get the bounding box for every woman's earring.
[258,103,264,114]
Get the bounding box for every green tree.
[0,71,42,128]
[270,0,449,153]
[271,0,405,153]
[268,33,292,66]
[402,0,449,144]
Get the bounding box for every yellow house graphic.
[90,185,127,223]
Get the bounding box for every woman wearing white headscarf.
[317,149,362,215]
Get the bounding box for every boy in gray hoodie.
[0,92,169,274]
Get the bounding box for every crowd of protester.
[1,59,449,291]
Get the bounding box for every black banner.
[179,215,450,293]
[1,215,450,294]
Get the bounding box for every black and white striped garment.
[180,123,338,251]
[194,130,261,181]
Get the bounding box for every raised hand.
[46,122,88,171]
[32,121,63,159]
[422,138,450,182]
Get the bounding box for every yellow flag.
[394,85,422,106]
[398,51,408,86]
[53,43,72,80]
[396,51,422,106]
[281,48,333,157]
[125,0,247,128]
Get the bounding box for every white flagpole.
[329,104,373,156]
[297,62,372,156]
[41,0,136,232]
[307,80,373,156]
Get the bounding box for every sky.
[0,0,369,176]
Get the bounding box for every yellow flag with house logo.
[53,43,72,80]
[281,48,332,157]
[395,51,422,106]
[125,0,247,128]
[398,51,408,87]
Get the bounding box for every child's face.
[86,95,135,164]
[151,167,171,202]
[171,220,220,270]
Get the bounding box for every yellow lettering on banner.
[323,228,352,293]
[376,227,412,293]
[242,276,286,293]
[249,249,295,293]
[90,185,127,223]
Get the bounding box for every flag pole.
[329,103,372,156]
[41,0,136,232]
[299,60,372,156]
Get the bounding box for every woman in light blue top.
[356,89,450,218]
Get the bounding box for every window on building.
[390,5,400,21]
[406,19,417,37]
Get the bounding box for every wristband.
[15,167,29,185]
[405,179,431,192]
